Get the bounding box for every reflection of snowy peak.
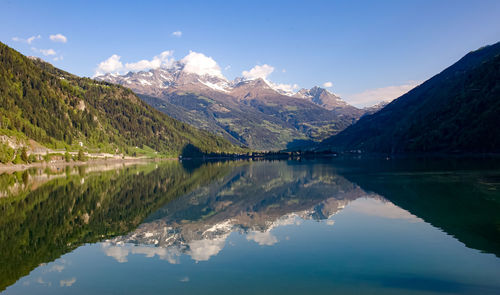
[105,197,350,262]
[101,161,402,264]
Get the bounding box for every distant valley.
[97,65,368,150]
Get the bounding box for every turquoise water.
[1,159,499,294]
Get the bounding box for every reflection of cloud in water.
[102,242,182,264]
[59,277,76,287]
[246,231,278,246]
[347,198,422,222]
[187,236,227,261]
[36,277,51,286]
[102,243,130,263]
[102,238,230,263]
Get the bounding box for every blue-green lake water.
[1,158,499,294]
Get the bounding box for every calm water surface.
[1,159,499,294]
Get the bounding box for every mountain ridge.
[97,65,364,150]
[0,42,243,161]
[316,42,500,154]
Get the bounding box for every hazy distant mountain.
[361,101,389,116]
[0,42,241,159]
[316,42,500,154]
[294,86,347,110]
[97,64,363,150]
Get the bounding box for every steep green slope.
[317,42,500,154]
[0,42,242,158]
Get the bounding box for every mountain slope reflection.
[103,161,417,263]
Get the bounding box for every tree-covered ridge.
[0,42,243,157]
[317,42,500,154]
[0,161,231,291]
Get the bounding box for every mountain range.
[96,63,365,150]
[0,42,242,160]
[317,41,500,154]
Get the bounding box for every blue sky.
[1,0,499,106]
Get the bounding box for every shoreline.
[0,157,177,174]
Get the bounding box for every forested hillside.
[0,42,242,160]
[317,42,500,154]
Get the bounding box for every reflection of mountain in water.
[104,161,377,262]
[3,158,498,291]
[333,158,500,257]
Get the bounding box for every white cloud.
[32,47,56,56]
[242,64,299,94]
[94,54,123,76]
[272,82,299,93]
[27,35,41,44]
[124,50,174,72]
[242,64,274,80]
[53,55,64,62]
[172,31,182,37]
[95,51,176,76]
[323,81,333,88]
[59,278,76,287]
[13,35,41,44]
[49,34,67,43]
[246,231,278,246]
[224,65,231,71]
[346,81,421,107]
[180,51,224,78]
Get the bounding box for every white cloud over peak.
[242,64,274,80]
[125,50,174,72]
[95,51,175,76]
[49,33,67,43]
[272,82,299,93]
[180,51,224,78]
[346,81,421,107]
[242,64,299,94]
[172,31,182,37]
[95,54,123,76]
[12,35,41,44]
[323,81,333,88]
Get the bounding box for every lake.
[1,158,499,294]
